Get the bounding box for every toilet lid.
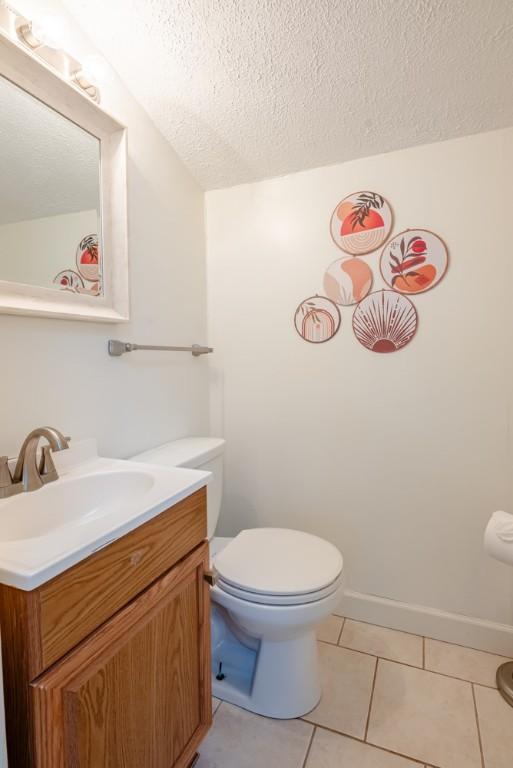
[213,528,343,597]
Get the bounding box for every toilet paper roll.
[485,511,513,566]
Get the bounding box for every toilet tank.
[132,438,225,540]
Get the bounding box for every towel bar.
[108,340,213,357]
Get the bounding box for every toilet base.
[212,618,321,719]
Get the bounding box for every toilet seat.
[213,528,344,606]
[215,571,344,605]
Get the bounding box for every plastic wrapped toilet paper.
[485,511,513,566]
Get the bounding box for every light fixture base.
[17,22,42,49]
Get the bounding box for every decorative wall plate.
[330,191,393,256]
[53,269,84,292]
[352,290,417,353]
[294,295,341,343]
[76,234,100,283]
[323,257,373,306]
[380,229,448,294]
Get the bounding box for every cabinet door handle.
[204,570,217,587]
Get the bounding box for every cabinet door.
[31,542,211,768]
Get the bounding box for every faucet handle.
[0,456,12,489]
[39,446,58,484]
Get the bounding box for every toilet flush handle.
[204,569,218,587]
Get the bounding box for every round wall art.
[53,269,84,291]
[330,191,393,256]
[76,234,100,283]
[323,257,373,306]
[380,229,448,294]
[352,290,417,353]
[294,295,341,343]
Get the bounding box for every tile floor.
[198,615,513,768]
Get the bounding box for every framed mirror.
[0,29,128,322]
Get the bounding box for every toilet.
[133,437,344,719]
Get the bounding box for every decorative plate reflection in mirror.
[0,27,128,322]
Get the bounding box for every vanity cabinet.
[0,488,211,768]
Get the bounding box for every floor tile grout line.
[318,638,421,668]
[332,615,513,661]
[332,614,420,642]
[367,736,443,768]
[422,636,425,669]
[363,656,378,742]
[423,635,513,661]
[336,616,346,645]
[471,683,486,768]
[336,642,424,672]
[317,639,500,690]
[301,724,316,768]
[303,721,431,767]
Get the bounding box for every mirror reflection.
[0,74,102,296]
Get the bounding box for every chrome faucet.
[0,427,70,499]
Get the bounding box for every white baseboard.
[336,589,513,657]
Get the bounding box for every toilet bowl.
[133,438,344,719]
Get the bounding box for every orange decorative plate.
[76,234,100,283]
[330,191,393,256]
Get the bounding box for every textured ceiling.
[0,74,100,224]
[61,0,513,190]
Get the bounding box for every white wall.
[0,210,98,288]
[0,0,209,459]
[206,127,513,650]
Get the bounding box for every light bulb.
[32,14,66,48]
[18,14,66,50]
[80,54,109,84]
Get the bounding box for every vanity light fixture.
[17,13,66,50]
[71,68,101,104]
[0,3,102,104]
[16,20,45,49]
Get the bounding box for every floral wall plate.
[53,269,84,291]
[323,257,373,306]
[330,191,393,256]
[380,229,448,294]
[352,290,417,353]
[294,295,341,343]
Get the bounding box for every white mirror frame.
[0,30,129,322]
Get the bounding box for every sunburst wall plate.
[352,290,417,353]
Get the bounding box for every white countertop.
[0,439,210,591]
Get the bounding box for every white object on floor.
[133,437,344,719]
[485,511,513,565]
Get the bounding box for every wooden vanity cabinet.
[0,487,212,768]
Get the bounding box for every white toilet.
[133,437,344,719]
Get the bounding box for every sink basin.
[0,439,211,590]
[0,471,154,542]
